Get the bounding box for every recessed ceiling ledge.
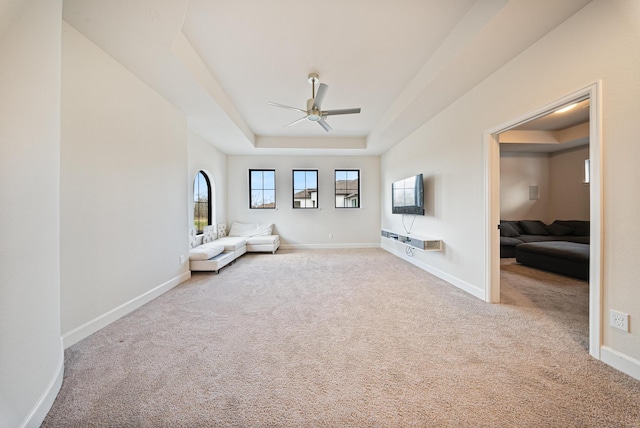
[171,32,255,146]
[256,136,366,150]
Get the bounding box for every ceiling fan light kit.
[268,73,361,132]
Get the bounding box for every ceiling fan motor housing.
[306,98,321,121]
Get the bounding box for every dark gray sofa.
[501,220,590,279]
[516,241,589,280]
[500,220,590,258]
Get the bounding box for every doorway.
[484,83,602,359]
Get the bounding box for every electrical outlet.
[179,255,186,265]
[610,310,629,332]
[328,233,333,239]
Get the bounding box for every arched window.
[193,171,211,234]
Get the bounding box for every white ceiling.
[500,98,590,153]
[62,0,593,156]
[511,99,590,132]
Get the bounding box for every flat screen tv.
[392,173,424,215]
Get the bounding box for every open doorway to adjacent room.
[485,83,602,359]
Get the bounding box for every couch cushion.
[189,244,224,261]
[500,222,520,237]
[564,236,590,244]
[246,235,279,245]
[553,220,590,236]
[214,236,247,251]
[229,221,274,237]
[519,220,549,235]
[517,241,589,263]
[516,241,589,280]
[502,220,524,235]
[546,222,574,236]
[500,237,524,246]
[517,235,567,243]
[199,242,225,251]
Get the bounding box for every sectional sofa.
[500,220,590,280]
[189,222,280,273]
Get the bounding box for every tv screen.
[392,173,424,215]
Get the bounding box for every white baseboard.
[280,243,380,250]
[62,271,191,349]
[381,240,485,300]
[20,339,64,428]
[600,346,640,381]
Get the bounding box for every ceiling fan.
[268,73,361,132]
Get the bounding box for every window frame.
[193,171,212,234]
[292,169,319,209]
[334,169,360,209]
[249,169,276,209]
[584,159,591,184]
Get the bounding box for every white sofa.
[228,221,280,254]
[189,222,279,273]
[188,225,244,273]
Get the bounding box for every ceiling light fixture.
[267,73,361,132]
[555,103,578,114]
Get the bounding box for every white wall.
[0,1,64,426]
[549,146,590,220]
[227,155,381,247]
[60,22,190,346]
[188,132,228,228]
[381,0,640,365]
[500,153,551,222]
[500,145,590,223]
[381,113,486,298]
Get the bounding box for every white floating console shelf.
[381,229,442,251]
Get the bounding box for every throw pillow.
[500,222,520,237]
[202,225,217,243]
[216,223,227,238]
[546,223,574,236]
[519,220,549,235]
[189,228,197,248]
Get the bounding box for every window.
[292,170,318,209]
[335,170,360,208]
[584,159,590,184]
[249,169,276,209]
[193,171,211,234]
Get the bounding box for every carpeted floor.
[43,249,640,427]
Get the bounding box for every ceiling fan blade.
[268,102,307,114]
[318,117,332,132]
[313,83,328,110]
[322,108,361,116]
[284,116,308,128]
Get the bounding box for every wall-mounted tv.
[392,173,424,215]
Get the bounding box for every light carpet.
[43,249,640,427]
